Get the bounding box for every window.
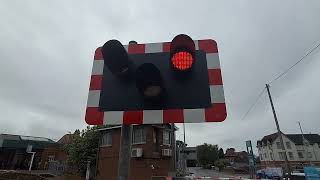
[298,152,304,159]
[276,142,282,149]
[260,154,263,160]
[278,152,285,160]
[264,153,267,159]
[288,152,294,160]
[286,142,291,149]
[163,130,171,145]
[101,131,112,146]
[308,152,312,158]
[132,126,146,144]
[270,153,274,160]
[48,155,55,162]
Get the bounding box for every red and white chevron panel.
[85,39,227,125]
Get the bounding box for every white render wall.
[258,134,320,162]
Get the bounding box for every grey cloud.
[1,0,320,152]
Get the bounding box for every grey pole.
[118,40,136,180]
[118,125,132,180]
[298,121,312,164]
[183,123,187,174]
[265,84,290,177]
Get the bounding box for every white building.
[257,132,320,167]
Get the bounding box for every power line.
[241,87,266,121]
[269,42,320,84]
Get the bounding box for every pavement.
[187,167,251,179]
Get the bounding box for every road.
[187,167,250,179]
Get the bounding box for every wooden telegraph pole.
[265,84,290,177]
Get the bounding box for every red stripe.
[198,39,218,53]
[128,44,145,54]
[163,109,184,123]
[89,75,103,90]
[204,103,227,122]
[94,47,103,60]
[85,107,104,125]
[208,69,223,85]
[162,42,171,52]
[123,111,143,124]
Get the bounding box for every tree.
[218,148,225,159]
[64,126,101,175]
[214,159,229,171]
[197,143,219,168]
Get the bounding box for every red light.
[171,51,194,71]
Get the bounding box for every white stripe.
[143,110,163,124]
[206,53,220,69]
[210,85,225,103]
[194,40,199,50]
[145,43,162,53]
[184,109,205,123]
[124,45,128,52]
[104,111,123,125]
[92,60,104,75]
[87,90,100,107]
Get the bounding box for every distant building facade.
[225,148,248,168]
[0,134,55,170]
[0,133,70,172]
[184,147,197,167]
[40,134,72,172]
[257,132,320,167]
[96,124,176,180]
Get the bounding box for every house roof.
[257,132,320,146]
[185,147,197,152]
[0,134,55,149]
[257,132,280,146]
[57,134,74,144]
[286,134,320,145]
[225,148,248,158]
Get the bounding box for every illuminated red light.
[171,51,194,71]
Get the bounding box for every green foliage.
[64,126,101,175]
[218,148,225,159]
[214,158,229,171]
[196,143,219,168]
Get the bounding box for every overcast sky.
[1,0,320,153]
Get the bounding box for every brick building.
[257,132,320,168]
[96,124,176,180]
[40,134,72,171]
[0,134,55,170]
[225,148,248,167]
[0,133,71,171]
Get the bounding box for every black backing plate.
[99,50,211,111]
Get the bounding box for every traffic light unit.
[85,34,226,125]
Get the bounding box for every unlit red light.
[171,51,194,71]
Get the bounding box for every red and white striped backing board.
[85,39,227,125]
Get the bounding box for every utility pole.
[298,121,311,164]
[265,84,290,176]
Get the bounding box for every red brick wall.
[40,145,67,170]
[97,125,174,180]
